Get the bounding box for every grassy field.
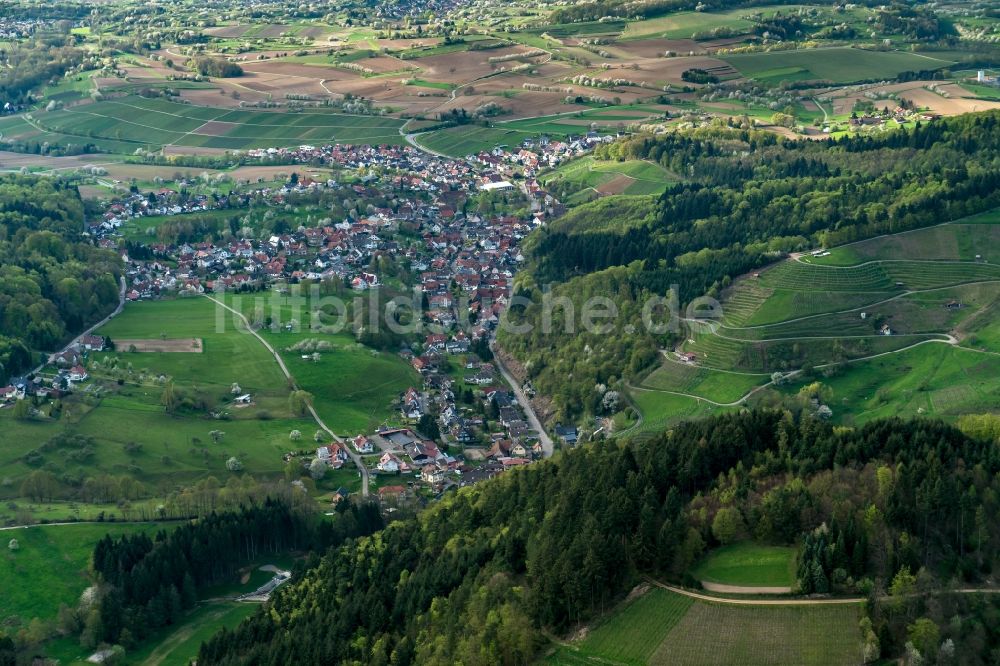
[540,156,677,196]
[42,601,257,666]
[547,586,863,665]
[0,114,146,155]
[416,125,539,157]
[807,222,1000,266]
[691,542,797,588]
[621,9,756,40]
[0,522,167,625]
[130,602,257,666]
[30,96,405,152]
[96,298,288,393]
[219,290,419,434]
[639,360,766,403]
[775,343,1000,425]
[723,47,954,84]
[656,216,1000,425]
[627,388,729,438]
[0,297,319,494]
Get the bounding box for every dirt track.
[115,338,203,353]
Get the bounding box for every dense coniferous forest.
[499,112,1000,420]
[0,176,122,381]
[79,499,383,649]
[193,411,1000,665]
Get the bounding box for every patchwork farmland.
[34,96,406,151]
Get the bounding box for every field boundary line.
[721,280,1000,331]
[649,577,1000,607]
[646,578,863,606]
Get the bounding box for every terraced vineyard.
[632,219,1000,423]
[547,587,863,666]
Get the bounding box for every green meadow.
[540,156,677,196]
[631,217,1000,427]
[0,522,167,625]
[691,542,798,588]
[219,290,419,434]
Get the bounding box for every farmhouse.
[353,435,375,454]
[555,424,579,445]
[377,452,402,473]
[79,335,105,351]
[480,181,515,192]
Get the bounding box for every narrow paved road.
[205,295,370,496]
[25,276,126,378]
[491,341,554,456]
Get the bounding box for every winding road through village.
[204,294,371,497]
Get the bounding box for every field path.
[648,579,863,606]
[23,276,127,379]
[700,581,792,594]
[204,294,370,496]
[632,336,960,408]
[651,578,1000,607]
[812,97,829,123]
[140,603,235,666]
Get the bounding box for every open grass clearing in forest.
[773,343,1000,426]
[806,220,1000,266]
[691,542,798,589]
[541,156,677,197]
[131,602,258,666]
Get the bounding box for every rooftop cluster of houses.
[845,107,940,129]
[0,17,42,40]
[470,132,615,177]
[1,335,107,406]
[88,140,568,307]
[75,138,583,500]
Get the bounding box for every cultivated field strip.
[36,96,405,150]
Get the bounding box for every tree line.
[70,498,382,651]
[193,411,1000,665]
[0,176,122,382]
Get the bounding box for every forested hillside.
[500,112,1000,421]
[72,498,383,650]
[0,176,122,381]
[196,410,1000,665]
